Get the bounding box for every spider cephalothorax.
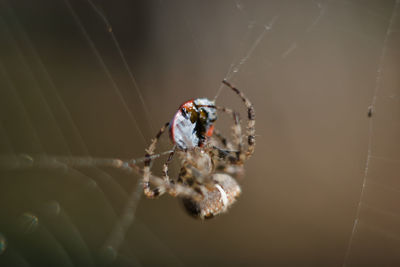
[141,80,255,219]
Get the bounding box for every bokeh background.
[0,0,400,266]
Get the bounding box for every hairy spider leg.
[157,145,177,196]
[222,80,256,159]
[195,105,244,163]
[216,106,243,162]
[124,159,202,201]
[211,129,246,163]
[143,122,170,198]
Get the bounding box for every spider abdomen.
[181,173,241,219]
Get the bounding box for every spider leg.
[222,80,256,159]
[126,161,203,201]
[177,161,210,197]
[210,129,245,167]
[213,129,235,151]
[198,104,244,162]
[213,106,244,163]
[151,174,203,201]
[211,145,238,160]
[161,145,176,185]
[143,122,169,198]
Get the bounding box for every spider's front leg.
[222,80,256,159]
[211,106,245,164]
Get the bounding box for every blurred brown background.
[0,0,399,266]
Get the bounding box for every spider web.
[343,0,400,265]
[0,0,400,266]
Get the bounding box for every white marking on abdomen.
[215,184,228,210]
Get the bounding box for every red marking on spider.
[169,98,217,149]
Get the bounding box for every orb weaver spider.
[141,80,255,219]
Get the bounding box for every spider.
[141,80,255,219]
